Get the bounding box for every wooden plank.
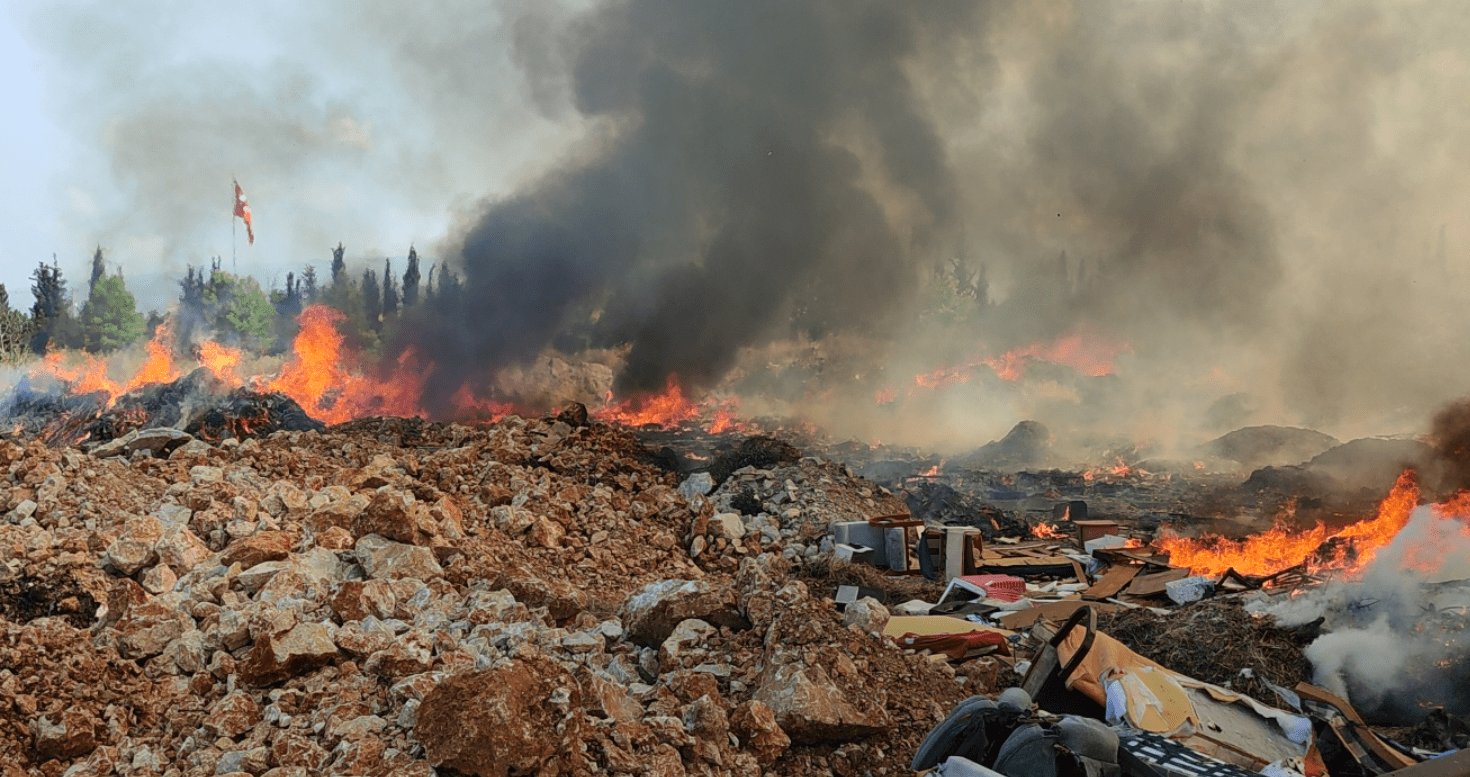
[1296,682,1417,771]
[1383,748,1470,776]
[1093,548,1174,570]
[1124,567,1191,597]
[1070,559,1090,586]
[1083,564,1141,600]
[995,600,1119,629]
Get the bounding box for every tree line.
[0,245,460,365]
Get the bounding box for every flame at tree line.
[874,326,1130,405]
[25,304,750,431]
[1157,470,1470,579]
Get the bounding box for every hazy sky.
[0,0,582,312]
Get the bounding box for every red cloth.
[234,179,255,245]
[899,630,1011,660]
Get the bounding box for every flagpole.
[231,177,237,274]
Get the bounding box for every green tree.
[29,259,71,354]
[361,268,381,333]
[382,258,398,318]
[402,247,421,308]
[79,272,145,353]
[203,270,275,346]
[0,284,36,363]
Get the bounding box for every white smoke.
[1253,505,1470,722]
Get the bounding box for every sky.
[6,0,1470,446]
[0,0,583,312]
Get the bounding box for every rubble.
[0,394,1464,776]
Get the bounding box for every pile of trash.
[0,401,1466,777]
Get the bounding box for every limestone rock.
[659,618,716,670]
[752,654,888,744]
[416,656,586,777]
[354,534,443,581]
[841,596,890,634]
[621,579,748,647]
[219,530,297,569]
[710,512,746,540]
[116,599,193,659]
[239,621,339,686]
[30,708,102,761]
[730,700,790,766]
[103,515,163,575]
[204,691,263,739]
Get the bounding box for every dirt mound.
[1202,425,1340,470]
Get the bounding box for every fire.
[594,376,746,433]
[29,323,180,406]
[983,329,1129,382]
[22,304,752,433]
[198,341,242,385]
[260,305,428,424]
[1156,471,1426,579]
[1032,521,1070,540]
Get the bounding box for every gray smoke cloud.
[25,1,1470,444]
[398,0,985,407]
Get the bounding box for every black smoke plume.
[397,0,981,408]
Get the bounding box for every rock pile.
[0,415,977,777]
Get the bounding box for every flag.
[233,179,255,245]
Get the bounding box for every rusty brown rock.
[729,700,791,766]
[203,691,263,739]
[416,656,586,777]
[621,579,748,647]
[752,653,887,744]
[352,489,441,546]
[219,530,297,569]
[30,708,102,761]
[354,533,443,580]
[238,621,339,686]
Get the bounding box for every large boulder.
[416,657,586,777]
[753,649,888,744]
[239,621,340,686]
[354,534,443,581]
[620,579,748,647]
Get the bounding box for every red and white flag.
[233,178,255,245]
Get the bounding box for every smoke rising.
[25,1,1470,444]
[1258,504,1470,723]
[399,0,982,406]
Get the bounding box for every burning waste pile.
[1,322,1470,777]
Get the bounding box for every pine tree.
[29,259,70,354]
[89,246,105,292]
[362,269,381,332]
[402,247,421,308]
[382,258,399,318]
[79,272,145,353]
[424,264,436,307]
[330,243,346,284]
[301,265,318,304]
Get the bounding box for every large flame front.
[1155,471,1466,579]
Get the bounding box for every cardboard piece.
[995,600,1119,629]
[1083,564,1142,601]
[1125,567,1193,597]
[882,614,1014,639]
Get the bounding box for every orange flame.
[1032,521,1070,540]
[596,375,701,428]
[1157,471,1425,579]
[198,340,242,385]
[260,305,428,424]
[983,329,1130,382]
[29,322,179,406]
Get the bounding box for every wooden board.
[1123,567,1192,597]
[995,600,1119,629]
[1083,564,1141,600]
[1295,682,1417,771]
